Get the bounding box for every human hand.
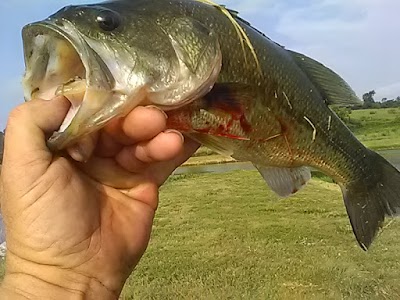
[0,97,199,299]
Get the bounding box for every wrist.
[1,273,82,300]
[0,254,119,300]
[1,273,118,300]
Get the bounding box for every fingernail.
[68,145,88,162]
[67,133,98,163]
[164,129,184,142]
[145,105,168,119]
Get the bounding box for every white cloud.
[272,0,400,97]
[375,82,400,101]
[227,0,400,99]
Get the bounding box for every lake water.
[174,149,400,175]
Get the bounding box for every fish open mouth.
[23,22,87,131]
[22,21,117,151]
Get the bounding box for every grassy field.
[349,108,400,150]
[187,108,400,166]
[2,172,399,299]
[115,171,400,299]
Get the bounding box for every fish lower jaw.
[53,78,87,133]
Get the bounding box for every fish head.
[22,2,222,150]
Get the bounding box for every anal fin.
[254,164,311,197]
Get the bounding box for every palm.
[1,100,199,294]
[4,154,155,290]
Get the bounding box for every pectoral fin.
[254,164,311,197]
[185,133,234,157]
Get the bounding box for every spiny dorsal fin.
[288,50,362,106]
[254,164,311,197]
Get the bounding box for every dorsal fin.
[288,50,362,106]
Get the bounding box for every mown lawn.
[117,171,400,299]
[347,107,400,150]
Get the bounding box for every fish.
[20,0,400,250]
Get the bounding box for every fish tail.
[340,150,400,250]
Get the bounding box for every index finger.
[106,106,167,144]
[97,106,168,157]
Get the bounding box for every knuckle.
[7,103,31,125]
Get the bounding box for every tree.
[362,90,376,108]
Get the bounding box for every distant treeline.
[357,90,400,110]
[331,90,400,126]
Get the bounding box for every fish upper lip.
[22,19,114,99]
[22,20,86,101]
[23,20,80,47]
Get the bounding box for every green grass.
[0,172,399,299]
[116,171,400,299]
[349,108,400,150]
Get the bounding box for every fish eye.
[96,10,121,32]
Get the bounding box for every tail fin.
[341,150,400,250]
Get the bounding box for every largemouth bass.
[20,0,400,250]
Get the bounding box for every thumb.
[2,97,70,186]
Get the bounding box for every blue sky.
[1,0,399,129]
